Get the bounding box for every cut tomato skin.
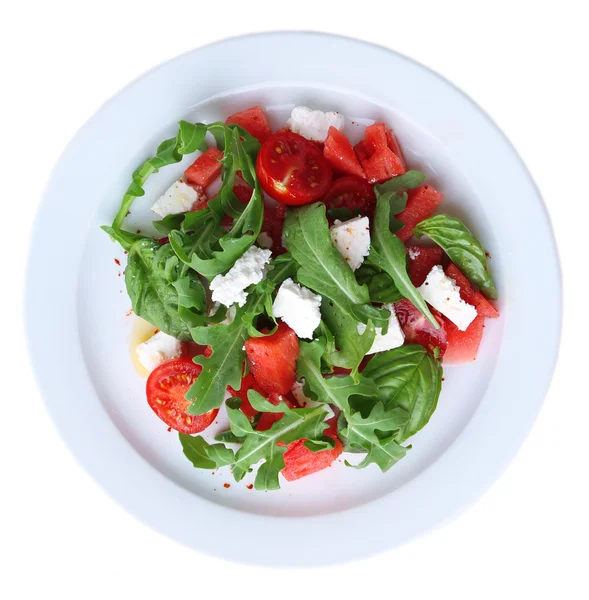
[281,418,343,482]
[445,263,500,319]
[406,245,444,287]
[256,131,332,205]
[355,123,406,184]
[385,128,407,172]
[226,105,272,143]
[323,126,365,178]
[443,314,486,364]
[146,358,218,434]
[323,175,377,219]
[184,147,223,188]
[245,322,299,395]
[394,298,448,358]
[395,184,444,241]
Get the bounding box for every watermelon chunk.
[184,147,223,188]
[226,105,272,143]
[355,123,406,183]
[407,245,444,287]
[396,184,444,241]
[256,393,297,431]
[445,263,499,319]
[227,373,266,419]
[394,298,447,358]
[324,126,365,178]
[386,128,407,172]
[443,315,486,364]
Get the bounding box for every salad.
[103,104,499,490]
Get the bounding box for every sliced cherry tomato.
[245,322,299,395]
[256,131,332,205]
[394,298,447,359]
[323,175,376,218]
[146,358,218,433]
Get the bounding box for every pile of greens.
[104,120,496,490]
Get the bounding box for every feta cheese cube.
[151,179,205,217]
[257,231,273,249]
[210,246,272,307]
[408,247,421,260]
[135,331,181,372]
[287,106,345,142]
[418,265,477,331]
[330,216,370,271]
[357,303,405,354]
[272,278,322,339]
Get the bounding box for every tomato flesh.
[323,126,365,178]
[226,105,272,143]
[184,147,223,188]
[323,175,376,219]
[394,298,448,358]
[395,184,444,241]
[245,322,299,395]
[146,358,218,433]
[445,264,499,319]
[256,131,332,205]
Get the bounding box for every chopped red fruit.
[179,341,210,360]
[385,128,407,172]
[354,123,406,183]
[281,418,343,482]
[261,202,287,254]
[406,245,444,287]
[256,393,297,431]
[245,322,299,395]
[323,126,365,178]
[395,184,444,241]
[445,264,500,319]
[394,298,448,358]
[323,175,376,219]
[228,373,267,419]
[226,105,272,143]
[184,147,223,188]
[443,315,486,364]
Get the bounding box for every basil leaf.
[179,434,217,469]
[284,202,389,329]
[368,192,440,328]
[414,214,498,300]
[125,239,202,340]
[356,264,403,303]
[362,344,443,442]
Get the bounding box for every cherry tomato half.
[256,131,332,205]
[146,358,218,434]
[323,175,376,218]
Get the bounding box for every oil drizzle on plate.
[129,317,158,378]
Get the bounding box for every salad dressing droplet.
[129,316,158,378]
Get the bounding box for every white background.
[2,1,587,598]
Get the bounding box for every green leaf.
[179,434,217,469]
[177,121,208,154]
[214,430,244,444]
[368,192,440,328]
[414,214,498,300]
[205,443,236,467]
[283,202,389,329]
[345,435,408,472]
[362,344,443,442]
[321,299,375,378]
[125,239,201,340]
[356,264,403,303]
[247,389,290,413]
[101,226,147,252]
[374,170,426,232]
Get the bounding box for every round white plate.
[26,32,561,566]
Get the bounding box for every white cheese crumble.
[151,179,204,217]
[357,303,405,354]
[408,247,421,260]
[329,216,370,271]
[210,247,272,307]
[272,278,322,339]
[136,331,181,372]
[287,106,345,142]
[257,231,274,249]
[418,265,477,331]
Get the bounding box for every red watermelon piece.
[226,105,272,143]
[227,373,266,419]
[406,245,444,287]
[394,298,447,359]
[355,123,406,183]
[184,147,223,188]
[443,315,486,364]
[386,128,407,171]
[324,126,365,178]
[396,184,444,241]
[445,264,499,319]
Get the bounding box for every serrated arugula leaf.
[356,264,403,303]
[345,435,408,471]
[179,434,217,469]
[414,214,497,300]
[368,192,440,328]
[321,299,375,378]
[362,344,443,442]
[283,202,389,329]
[101,226,147,251]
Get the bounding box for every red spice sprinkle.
[136,229,141,234]
[246,484,253,490]
[442,377,445,381]
[223,483,231,489]
[167,427,172,432]
[114,258,121,266]
[126,308,133,317]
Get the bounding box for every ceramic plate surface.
[26,32,561,566]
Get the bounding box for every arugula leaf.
[125,239,203,340]
[368,192,440,328]
[283,202,389,329]
[321,299,375,378]
[356,264,403,303]
[414,214,498,300]
[374,170,426,233]
[179,434,217,469]
[345,434,408,471]
[362,344,443,442]
[101,226,147,251]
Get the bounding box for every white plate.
[25,32,561,566]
